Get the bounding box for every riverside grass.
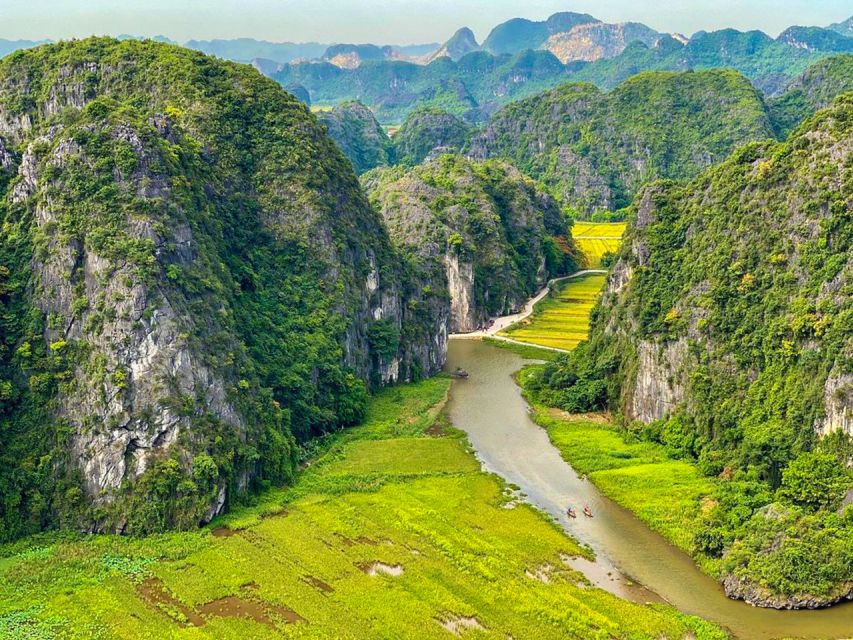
[0,376,726,639]
[571,221,626,268]
[498,273,607,351]
[521,394,720,576]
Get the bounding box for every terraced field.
[0,377,722,639]
[499,273,608,351]
[572,221,626,268]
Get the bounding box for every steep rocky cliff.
[535,94,852,607]
[470,69,775,214]
[544,21,662,64]
[0,38,445,540]
[317,101,391,173]
[426,28,479,64]
[363,155,580,332]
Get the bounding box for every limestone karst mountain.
[0,38,446,539]
[532,93,853,608]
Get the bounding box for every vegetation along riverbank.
[0,375,726,639]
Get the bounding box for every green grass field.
[572,222,626,268]
[523,393,719,575]
[498,274,607,351]
[0,376,724,639]
[482,337,561,361]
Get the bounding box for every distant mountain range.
[272,16,853,123]
[0,36,437,66]
[2,10,851,123]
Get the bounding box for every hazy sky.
[1,0,850,44]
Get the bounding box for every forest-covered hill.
[0,38,447,540]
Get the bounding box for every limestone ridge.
[0,38,445,539]
[363,155,580,333]
[317,101,391,174]
[470,69,774,214]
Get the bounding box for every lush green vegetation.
[364,154,581,326]
[768,54,853,137]
[0,38,443,540]
[571,28,853,96]
[523,391,718,564]
[571,221,626,267]
[499,274,607,351]
[390,107,474,166]
[470,69,775,215]
[0,376,727,639]
[317,101,391,173]
[528,95,853,605]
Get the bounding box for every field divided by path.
[572,221,626,268]
[498,273,608,351]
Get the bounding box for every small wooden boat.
[583,505,593,518]
[452,367,469,379]
[566,507,577,519]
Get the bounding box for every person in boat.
[453,367,469,378]
[583,504,593,518]
[566,506,576,518]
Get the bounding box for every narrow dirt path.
[449,269,606,353]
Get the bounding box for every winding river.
[444,338,853,640]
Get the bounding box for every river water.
[444,338,853,640]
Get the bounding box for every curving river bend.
[444,338,853,640]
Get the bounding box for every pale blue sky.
[1,0,850,44]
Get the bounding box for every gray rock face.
[0,136,12,170]
[816,372,853,439]
[629,339,688,423]
[444,253,477,332]
[13,123,246,515]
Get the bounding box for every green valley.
[0,376,726,640]
[1,3,852,637]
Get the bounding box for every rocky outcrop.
[317,101,390,173]
[426,28,479,63]
[816,372,853,438]
[723,573,853,609]
[0,38,447,539]
[545,22,661,63]
[364,154,580,334]
[391,107,474,166]
[628,339,688,422]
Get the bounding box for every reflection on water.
[444,338,853,640]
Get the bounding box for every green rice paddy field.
[498,274,607,351]
[0,376,724,640]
